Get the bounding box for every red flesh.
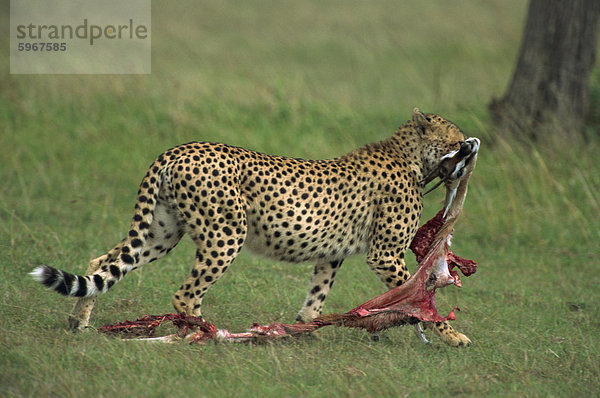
[410,209,477,287]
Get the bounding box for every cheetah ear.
[412,108,431,128]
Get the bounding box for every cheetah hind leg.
[69,198,184,330]
[172,225,247,318]
[171,250,234,318]
[68,244,123,330]
[171,249,210,317]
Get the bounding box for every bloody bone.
[98,313,216,338]
[99,142,479,344]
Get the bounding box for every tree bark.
[489,0,600,140]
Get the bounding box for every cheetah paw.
[440,331,471,347]
[68,316,90,331]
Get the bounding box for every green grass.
[1,0,599,396]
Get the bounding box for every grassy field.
[2,0,600,396]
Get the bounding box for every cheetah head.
[412,108,480,216]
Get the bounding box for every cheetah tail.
[30,265,102,298]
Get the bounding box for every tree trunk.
[489,0,600,140]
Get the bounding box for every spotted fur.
[31,108,471,346]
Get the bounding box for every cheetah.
[31,108,479,347]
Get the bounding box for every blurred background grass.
[1,0,599,397]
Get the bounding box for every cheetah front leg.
[296,260,343,323]
[422,320,471,347]
[368,254,471,347]
[171,241,246,318]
